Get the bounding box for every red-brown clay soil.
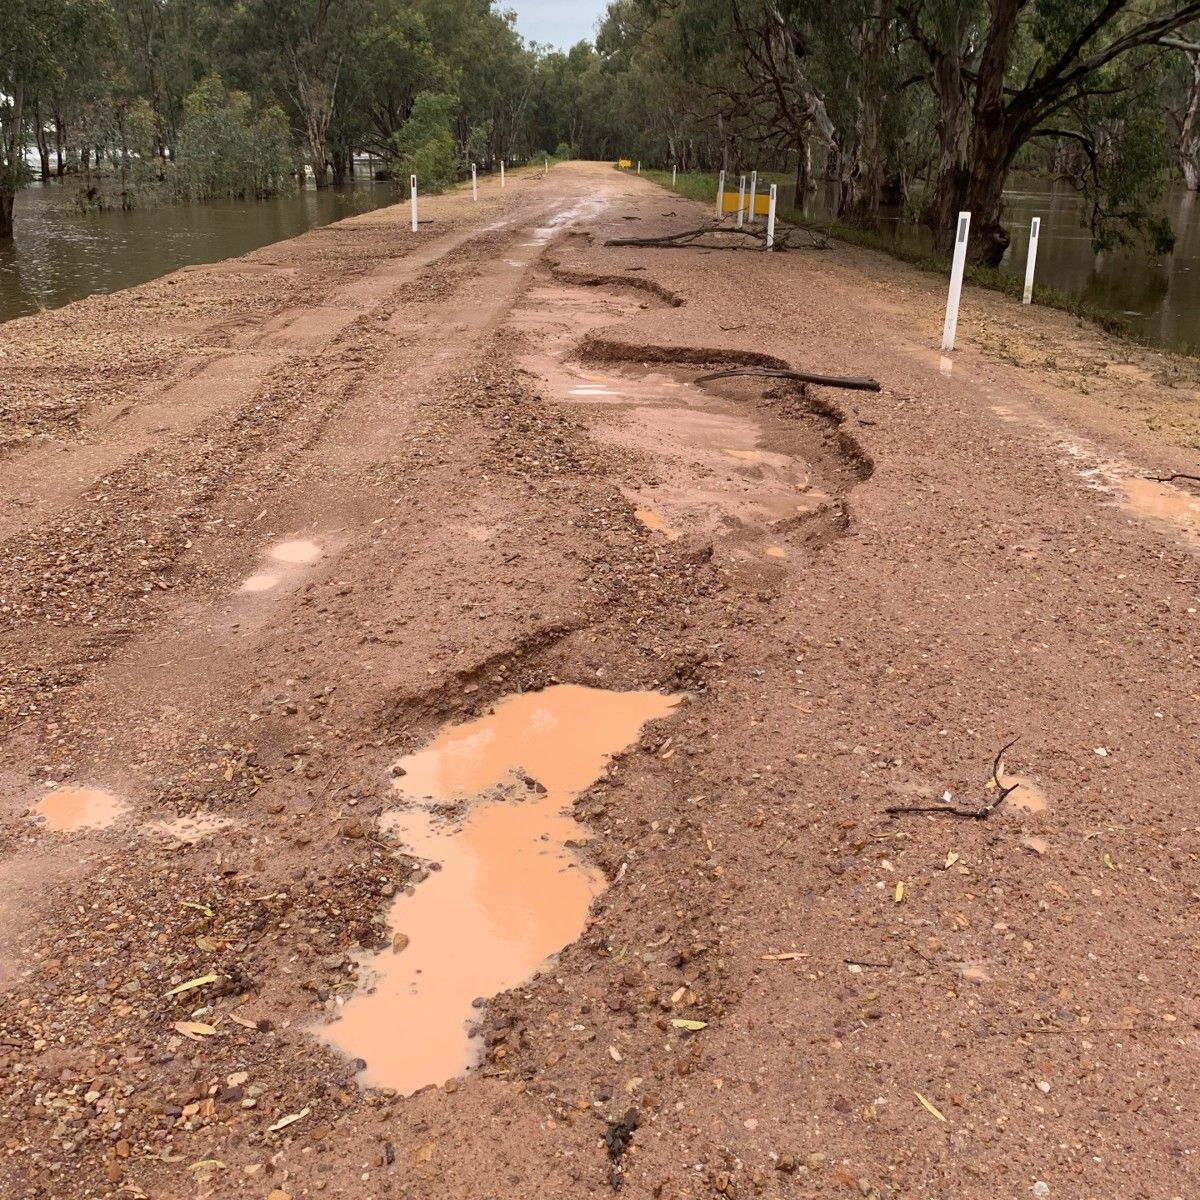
[1,161,1198,1200]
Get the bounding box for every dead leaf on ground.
[670,1019,708,1031]
[164,972,218,997]
[914,1091,947,1123]
[267,1107,310,1133]
[187,1158,226,1172]
[174,1021,217,1039]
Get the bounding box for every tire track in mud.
[0,202,589,740]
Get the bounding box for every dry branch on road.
[603,223,827,252]
[695,366,882,392]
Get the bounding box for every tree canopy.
[4,0,1200,261]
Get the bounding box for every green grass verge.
[638,167,1145,346]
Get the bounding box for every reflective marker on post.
[748,170,758,225]
[471,162,477,201]
[766,184,777,251]
[410,175,418,232]
[716,169,725,218]
[736,175,746,229]
[941,211,971,352]
[1022,216,1041,304]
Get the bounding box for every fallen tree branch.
[885,737,1021,819]
[603,221,825,252]
[1145,471,1200,485]
[696,366,881,392]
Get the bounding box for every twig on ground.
[695,366,881,392]
[885,737,1021,819]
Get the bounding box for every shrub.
[392,92,459,193]
[175,76,293,202]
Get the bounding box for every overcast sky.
[509,0,607,48]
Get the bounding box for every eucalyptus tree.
[900,0,1200,262]
[0,0,115,237]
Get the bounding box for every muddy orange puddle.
[321,685,680,1094]
[1119,477,1200,542]
[33,786,126,832]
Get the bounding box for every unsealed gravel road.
[1,161,1198,1200]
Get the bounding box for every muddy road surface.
[1,161,1198,1199]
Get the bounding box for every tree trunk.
[55,116,65,177]
[0,80,24,238]
[925,49,971,253]
[1181,52,1200,190]
[794,139,811,205]
[331,146,347,185]
[34,103,51,182]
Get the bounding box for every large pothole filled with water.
[318,684,680,1094]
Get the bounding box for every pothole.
[32,786,127,832]
[318,684,680,1094]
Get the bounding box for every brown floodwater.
[791,173,1200,353]
[33,786,126,832]
[320,684,681,1093]
[0,175,396,323]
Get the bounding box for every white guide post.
[716,169,725,218]
[500,160,505,187]
[766,184,777,251]
[941,211,971,352]
[410,175,418,232]
[736,174,746,229]
[672,164,677,186]
[544,156,548,175]
[637,160,641,174]
[748,170,758,225]
[1022,216,1041,304]
[471,162,478,201]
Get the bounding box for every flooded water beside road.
[791,174,1200,353]
[0,177,396,323]
[321,684,680,1094]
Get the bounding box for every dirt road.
[1,161,1198,1200]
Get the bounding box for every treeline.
[7,1,1200,263]
[0,0,610,237]
[587,0,1200,263]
